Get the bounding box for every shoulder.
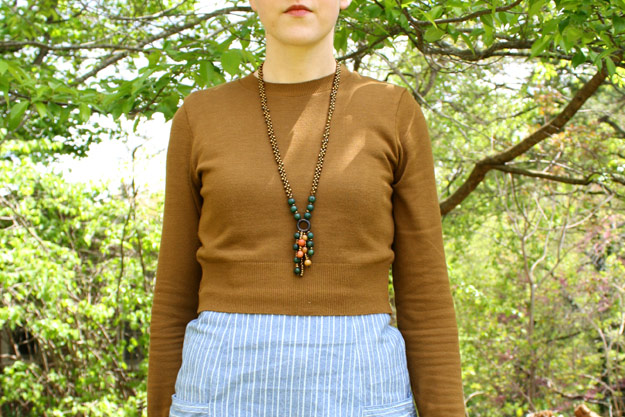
[349,69,407,100]
[183,77,240,106]
[341,69,413,123]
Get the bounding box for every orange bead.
[298,239,305,246]
[297,250,304,258]
[304,259,312,266]
[302,247,308,253]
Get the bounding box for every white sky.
[46,0,228,196]
[51,110,170,195]
[48,2,532,198]
[51,64,531,198]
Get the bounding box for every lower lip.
[286,9,310,16]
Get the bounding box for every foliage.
[0,158,162,415]
[1,0,624,415]
[0,0,622,161]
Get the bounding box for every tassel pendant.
[293,218,314,277]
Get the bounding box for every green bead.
[288,198,295,205]
[294,213,301,220]
[306,240,314,247]
[307,232,314,239]
[290,205,297,213]
[294,267,301,275]
[308,249,314,256]
[307,204,314,211]
[304,212,311,219]
[308,196,316,202]
[293,243,299,250]
[294,257,300,263]
[294,232,300,239]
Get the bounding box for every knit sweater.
[147,62,466,417]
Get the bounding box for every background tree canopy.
[1,0,624,416]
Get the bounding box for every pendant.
[293,218,314,277]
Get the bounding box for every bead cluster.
[256,58,341,277]
[290,196,316,275]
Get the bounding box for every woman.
[147,1,466,416]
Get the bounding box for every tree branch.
[490,164,598,185]
[598,115,625,138]
[439,50,624,215]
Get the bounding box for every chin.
[275,28,330,45]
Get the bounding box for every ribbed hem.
[237,62,353,97]
[197,261,392,316]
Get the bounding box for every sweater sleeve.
[391,88,466,417]
[147,102,203,417]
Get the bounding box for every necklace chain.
[256,59,342,277]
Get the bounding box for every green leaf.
[528,0,546,18]
[420,10,438,29]
[497,11,509,25]
[480,13,494,28]
[221,49,242,76]
[447,25,459,43]
[572,50,586,67]
[562,25,583,44]
[542,18,558,34]
[460,32,476,55]
[334,27,349,54]
[424,26,446,42]
[196,61,215,87]
[605,57,616,76]
[483,24,494,47]
[34,102,47,118]
[0,59,8,76]
[614,16,625,34]
[9,100,30,131]
[146,49,161,67]
[430,5,444,19]
[79,103,91,123]
[529,35,552,59]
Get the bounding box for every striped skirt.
[169,310,417,417]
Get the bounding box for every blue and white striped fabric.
[169,310,417,417]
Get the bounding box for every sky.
[48,2,532,198]
[51,110,170,195]
[52,64,531,198]
[46,0,227,196]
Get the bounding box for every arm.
[147,102,203,417]
[391,88,466,417]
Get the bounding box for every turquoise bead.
[308,196,316,202]
[294,257,299,263]
[294,267,301,274]
[307,204,314,211]
[308,249,314,256]
[306,240,314,247]
[290,205,297,213]
[293,243,299,250]
[304,212,311,219]
[294,213,301,220]
[294,232,300,239]
[307,232,314,239]
[288,198,295,205]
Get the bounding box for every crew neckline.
[237,62,352,96]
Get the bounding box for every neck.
[254,33,337,83]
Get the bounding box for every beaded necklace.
[256,59,342,277]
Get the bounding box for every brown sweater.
[147,62,466,416]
